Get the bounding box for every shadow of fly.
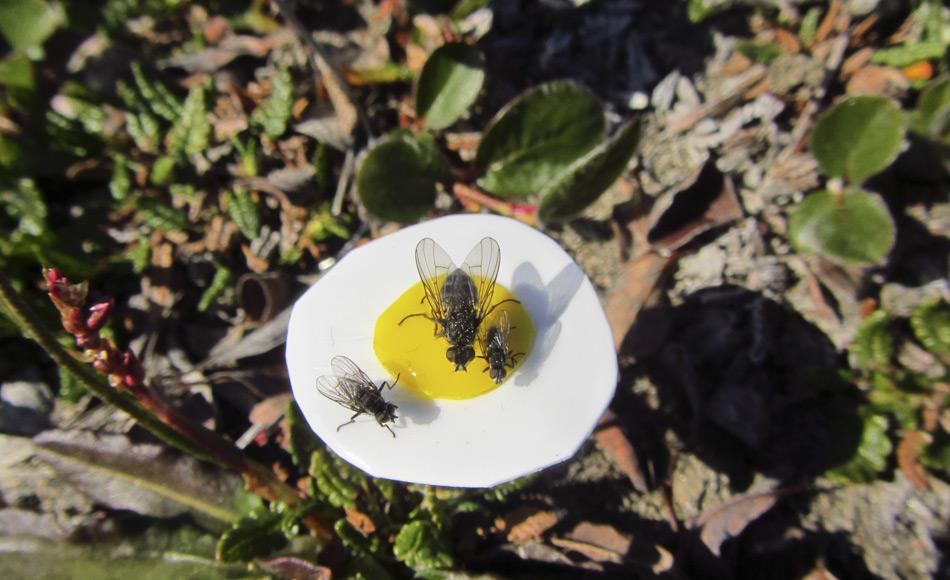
[399,237,519,371]
[317,356,398,437]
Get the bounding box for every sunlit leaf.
[226,188,260,240]
[826,412,892,483]
[138,197,187,232]
[851,310,894,368]
[393,520,454,572]
[356,131,450,222]
[197,263,232,312]
[910,299,950,358]
[538,119,640,220]
[0,0,62,51]
[476,81,605,199]
[788,188,895,265]
[33,430,243,527]
[252,69,293,138]
[416,43,484,130]
[810,96,905,184]
[216,507,286,562]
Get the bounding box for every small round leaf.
[476,81,605,199]
[788,188,895,265]
[811,95,905,184]
[538,119,640,220]
[415,43,484,131]
[356,131,450,223]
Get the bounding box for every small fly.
[399,237,518,371]
[478,310,524,384]
[316,356,399,437]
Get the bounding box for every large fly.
[399,237,519,371]
[478,310,524,384]
[317,356,399,437]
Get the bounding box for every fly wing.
[317,374,359,411]
[497,310,512,351]
[460,237,501,322]
[415,237,455,321]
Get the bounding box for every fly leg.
[398,312,429,325]
[337,411,362,431]
[483,298,521,318]
[381,422,395,437]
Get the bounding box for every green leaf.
[57,366,86,403]
[1,178,47,236]
[251,69,293,139]
[416,43,484,130]
[810,95,905,184]
[356,131,450,222]
[309,450,358,508]
[736,41,783,64]
[127,240,150,274]
[0,0,62,51]
[33,430,244,526]
[286,401,320,469]
[538,118,640,220]
[476,81,605,199]
[109,155,132,201]
[851,310,894,368]
[826,412,892,483]
[0,52,34,90]
[871,42,946,68]
[910,76,950,144]
[138,198,188,232]
[216,507,286,562]
[149,155,177,186]
[788,188,895,265]
[798,7,821,44]
[393,520,454,572]
[910,299,950,359]
[197,263,232,312]
[167,84,210,158]
[226,188,260,240]
[131,62,182,123]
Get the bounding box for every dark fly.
[316,356,398,437]
[399,237,518,371]
[478,310,524,384]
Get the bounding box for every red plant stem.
[452,183,539,226]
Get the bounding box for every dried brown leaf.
[566,522,632,556]
[595,409,648,492]
[603,252,678,352]
[690,487,782,556]
[249,394,293,426]
[256,556,332,580]
[345,506,376,534]
[504,507,560,544]
[897,430,930,491]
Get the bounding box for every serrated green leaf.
[0,0,63,51]
[810,96,905,184]
[1,178,47,236]
[538,118,640,220]
[416,43,484,130]
[167,84,210,157]
[482,474,537,502]
[309,450,358,508]
[138,197,188,232]
[910,299,950,359]
[252,69,293,138]
[910,76,950,144]
[788,188,895,265]
[197,263,232,312]
[149,155,176,186]
[109,155,132,200]
[851,311,894,368]
[216,507,286,562]
[393,520,453,572]
[356,131,450,222]
[476,81,605,199]
[127,239,150,274]
[226,188,260,240]
[826,413,892,483]
[131,62,182,122]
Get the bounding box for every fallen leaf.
[845,65,908,96]
[504,507,560,544]
[345,506,376,534]
[566,522,632,556]
[256,556,332,580]
[551,536,623,564]
[603,251,678,352]
[249,394,294,426]
[595,409,649,492]
[690,486,784,556]
[896,430,930,491]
